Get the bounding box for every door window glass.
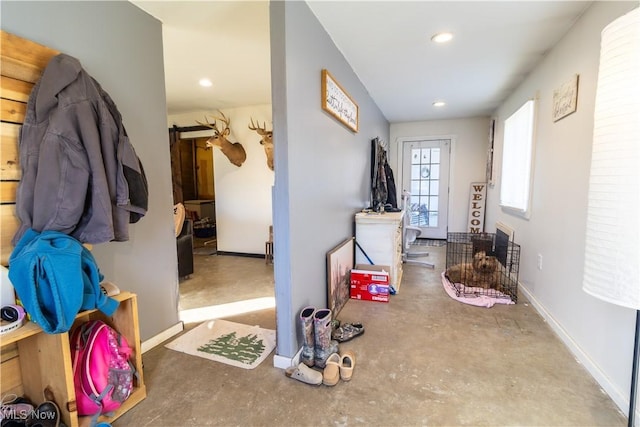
[410,147,440,227]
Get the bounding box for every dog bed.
[441,272,514,308]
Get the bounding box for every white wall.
[390,118,491,233]
[2,1,180,341]
[485,1,639,413]
[169,105,273,254]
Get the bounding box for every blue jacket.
[8,229,118,334]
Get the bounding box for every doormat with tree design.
[165,319,276,369]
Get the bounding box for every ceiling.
[131,1,592,122]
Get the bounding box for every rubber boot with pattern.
[313,308,339,368]
[299,306,316,367]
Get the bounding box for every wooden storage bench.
[0,292,146,427]
[0,30,146,426]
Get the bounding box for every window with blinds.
[500,99,536,217]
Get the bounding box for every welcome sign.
[321,69,359,132]
[468,182,487,233]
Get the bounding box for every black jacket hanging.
[374,148,388,211]
[384,159,398,208]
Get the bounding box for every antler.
[215,110,231,133]
[196,110,230,135]
[248,118,268,136]
[196,115,221,133]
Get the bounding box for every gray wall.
[486,1,638,412]
[1,1,179,341]
[270,1,390,357]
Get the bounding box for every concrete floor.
[114,243,627,426]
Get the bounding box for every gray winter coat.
[13,54,148,245]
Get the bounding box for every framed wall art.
[552,74,579,122]
[321,69,359,132]
[326,237,354,318]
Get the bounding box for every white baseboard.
[519,284,628,417]
[273,346,302,370]
[141,321,184,354]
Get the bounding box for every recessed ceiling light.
[199,78,213,87]
[431,32,453,43]
[433,101,446,107]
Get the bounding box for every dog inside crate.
[445,232,520,303]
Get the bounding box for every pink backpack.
[71,320,135,416]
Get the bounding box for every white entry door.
[402,139,450,239]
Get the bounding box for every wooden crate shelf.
[0,292,146,427]
[0,29,146,426]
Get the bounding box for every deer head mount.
[248,118,274,171]
[197,111,246,167]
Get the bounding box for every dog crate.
[446,232,520,303]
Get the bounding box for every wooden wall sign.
[552,74,579,122]
[321,69,358,132]
[467,182,487,233]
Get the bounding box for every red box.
[350,264,390,303]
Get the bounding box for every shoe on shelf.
[1,394,34,424]
[340,350,356,381]
[99,281,120,297]
[284,363,323,385]
[331,323,364,343]
[25,400,60,427]
[322,353,341,386]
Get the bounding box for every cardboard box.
[350,264,390,303]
